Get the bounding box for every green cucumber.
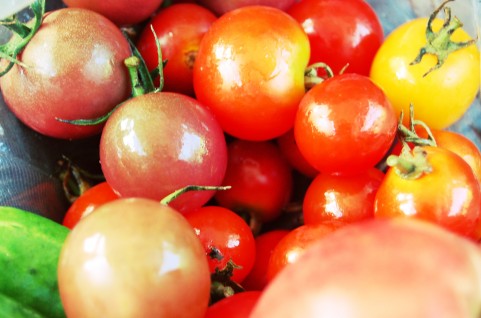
[0,206,69,318]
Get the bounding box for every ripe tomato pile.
[1,0,481,317]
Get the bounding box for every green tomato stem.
[386,147,432,180]
[0,18,32,38]
[124,56,145,97]
[0,0,45,76]
[160,185,231,206]
[410,0,477,77]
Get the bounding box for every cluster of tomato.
[1,0,481,317]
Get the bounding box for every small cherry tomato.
[294,73,397,175]
[62,182,119,229]
[185,205,256,284]
[0,8,132,139]
[136,3,217,96]
[276,129,319,178]
[287,0,383,76]
[214,139,293,226]
[193,6,310,140]
[419,128,481,185]
[370,2,480,129]
[303,167,385,226]
[241,229,290,291]
[267,222,341,283]
[375,146,481,240]
[58,198,211,318]
[99,92,227,214]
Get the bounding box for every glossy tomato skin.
[193,6,310,141]
[267,222,341,283]
[421,129,481,185]
[99,92,227,214]
[251,218,481,318]
[287,0,383,76]
[62,0,163,26]
[241,229,290,291]
[214,139,293,224]
[303,167,385,225]
[58,198,211,318]
[370,18,480,130]
[204,291,262,318]
[375,146,481,240]
[197,0,296,16]
[0,8,131,139]
[294,73,397,175]
[62,182,119,229]
[185,206,256,284]
[136,4,217,96]
[276,129,319,178]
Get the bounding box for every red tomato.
[241,229,290,291]
[419,128,481,185]
[0,8,131,139]
[99,92,228,214]
[375,146,481,240]
[204,291,262,318]
[287,0,383,76]
[62,182,119,229]
[276,129,319,178]
[214,139,293,225]
[136,3,217,96]
[250,218,481,318]
[267,222,341,282]
[185,206,256,284]
[303,167,385,225]
[193,6,310,141]
[58,198,211,318]
[294,73,397,175]
[62,0,164,26]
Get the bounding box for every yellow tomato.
[370,17,480,129]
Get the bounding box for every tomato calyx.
[210,259,245,305]
[57,156,105,203]
[304,62,335,90]
[386,104,438,180]
[410,0,477,77]
[386,146,432,180]
[0,0,45,76]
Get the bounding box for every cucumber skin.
[0,206,69,318]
